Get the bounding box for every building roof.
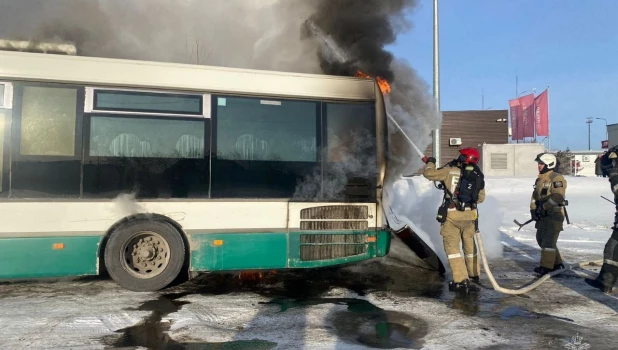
[557,150,606,154]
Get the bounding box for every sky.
[387,0,618,152]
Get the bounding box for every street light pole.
[586,117,593,150]
[596,117,608,141]
[432,0,441,166]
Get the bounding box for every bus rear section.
[0,50,391,291]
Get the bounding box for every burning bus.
[0,45,393,291]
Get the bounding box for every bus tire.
[104,219,186,292]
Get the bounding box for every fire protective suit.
[530,168,567,274]
[422,149,486,291]
[586,150,618,293]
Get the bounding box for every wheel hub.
[122,231,170,279]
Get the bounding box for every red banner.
[534,89,549,136]
[519,93,535,138]
[509,99,522,140]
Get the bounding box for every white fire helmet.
[535,153,557,169]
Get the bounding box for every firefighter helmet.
[535,152,557,170]
[458,147,480,164]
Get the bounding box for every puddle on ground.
[500,305,537,320]
[261,297,427,349]
[101,293,276,350]
[499,305,574,323]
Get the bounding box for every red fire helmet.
[458,147,480,164]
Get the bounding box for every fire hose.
[388,112,604,294]
[475,229,602,295]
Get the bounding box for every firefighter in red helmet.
[422,147,486,293]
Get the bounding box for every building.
[608,123,618,149]
[564,150,606,177]
[479,143,545,177]
[423,109,509,163]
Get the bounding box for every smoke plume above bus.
[0,0,440,189]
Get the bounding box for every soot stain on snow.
[101,293,277,349]
[261,297,427,349]
[170,260,445,300]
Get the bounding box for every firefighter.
[530,153,568,275]
[585,149,618,293]
[422,148,486,292]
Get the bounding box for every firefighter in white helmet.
[530,152,568,275]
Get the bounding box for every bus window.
[20,86,77,156]
[324,102,377,202]
[93,90,203,115]
[10,84,82,198]
[211,96,319,198]
[83,115,209,199]
[0,109,8,196]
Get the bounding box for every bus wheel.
[104,220,186,292]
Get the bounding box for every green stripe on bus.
[189,233,289,271]
[189,230,391,272]
[0,236,101,279]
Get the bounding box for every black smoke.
[0,0,440,185]
[306,0,418,82]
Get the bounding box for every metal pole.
[547,86,550,151]
[432,0,441,166]
[586,117,593,150]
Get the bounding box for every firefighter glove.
[531,207,543,221]
[423,156,436,164]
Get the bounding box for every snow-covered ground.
[392,175,615,268]
[1,175,617,349]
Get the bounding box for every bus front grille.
[299,234,368,261]
[300,234,368,244]
[300,205,369,220]
[300,221,368,231]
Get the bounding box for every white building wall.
[480,143,545,177]
[569,150,604,177]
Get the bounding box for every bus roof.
[0,50,377,101]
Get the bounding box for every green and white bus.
[0,48,391,291]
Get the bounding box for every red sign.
[509,99,522,141]
[534,89,549,136]
[602,140,609,149]
[519,93,535,138]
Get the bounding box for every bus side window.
[10,84,83,198]
[0,108,8,197]
[83,116,209,199]
[211,96,319,198]
[324,102,377,202]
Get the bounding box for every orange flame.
[355,70,391,95]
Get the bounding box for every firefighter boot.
[448,279,478,293]
[534,266,553,276]
[585,265,617,294]
[584,278,613,294]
